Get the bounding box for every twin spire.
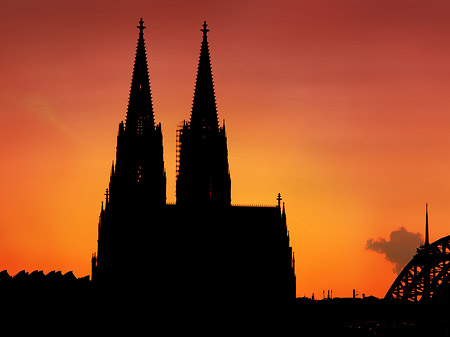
[126,18,155,134]
[190,21,219,133]
[126,19,219,135]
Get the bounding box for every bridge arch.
[385,235,450,301]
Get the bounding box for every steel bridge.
[385,234,450,301]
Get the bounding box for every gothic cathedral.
[91,19,296,305]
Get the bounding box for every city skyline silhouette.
[3,1,450,302]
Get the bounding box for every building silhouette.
[91,19,296,305]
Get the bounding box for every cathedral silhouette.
[91,19,296,305]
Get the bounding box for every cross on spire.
[138,18,146,33]
[105,188,110,204]
[201,21,209,37]
[277,193,282,208]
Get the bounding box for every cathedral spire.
[176,21,230,207]
[126,18,155,134]
[190,21,219,132]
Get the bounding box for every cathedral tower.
[93,19,166,283]
[113,18,166,206]
[176,22,231,207]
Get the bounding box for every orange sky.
[2,0,450,298]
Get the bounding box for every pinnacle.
[125,18,155,134]
[190,21,219,133]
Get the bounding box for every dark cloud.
[366,227,423,274]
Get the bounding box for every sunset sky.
[2,0,450,298]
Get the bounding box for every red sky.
[2,0,450,298]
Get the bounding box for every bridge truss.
[385,235,450,301]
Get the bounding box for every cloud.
[366,227,423,274]
[25,94,75,139]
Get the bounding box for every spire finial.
[277,193,282,208]
[138,18,146,33]
[201,21,209,37]
[425,203,430,247]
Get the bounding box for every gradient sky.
[2,0,450,298]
